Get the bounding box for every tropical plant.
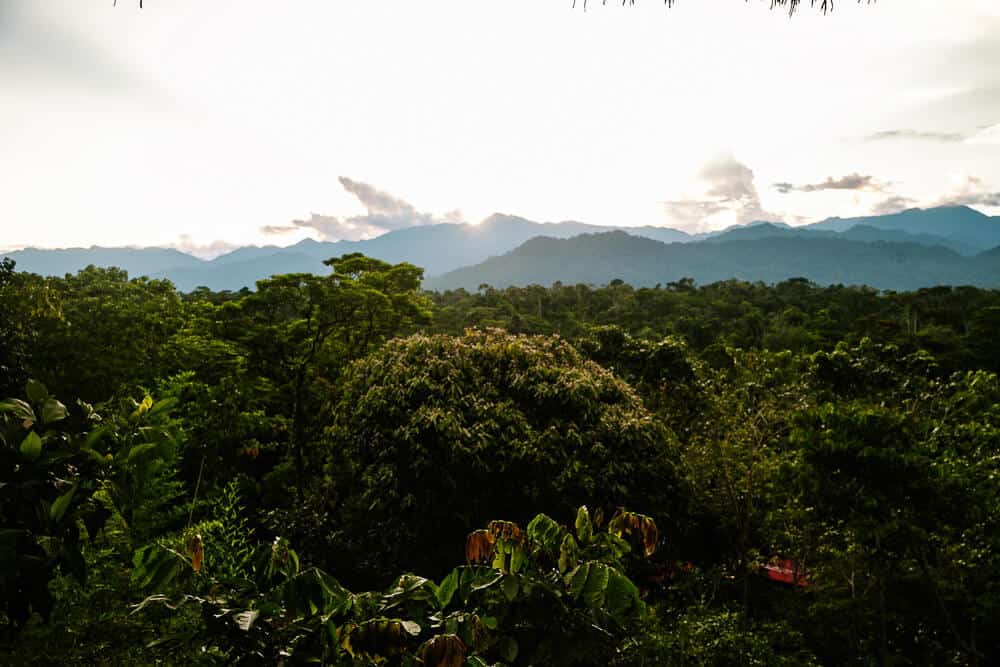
[133,506,657,665]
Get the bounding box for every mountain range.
[3,206,999,292]
[427,231,1000,292]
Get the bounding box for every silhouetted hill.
[427,231,1000,292]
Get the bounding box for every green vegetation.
[1,257,999,664]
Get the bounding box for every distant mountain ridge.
[3,206,998,291]
[805,206,1000,250]
[428,231,1000,292]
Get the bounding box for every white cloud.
[261,178,465,241]
[663,156,782,233]
[927,174,1000,208]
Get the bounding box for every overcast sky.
[1,0,998,255]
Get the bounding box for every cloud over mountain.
[663,156,779,232]
[261,177,463,241]
[931,175,1000,208]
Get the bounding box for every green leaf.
[527,513,565,552]
[83,426,109,451]
[575,505,593,544]
[480,614,498,630]
[131,395,153,419]
[20,431,42,461]
[26,379,49,404]
[0,398,35,422]
[42,398,69,424]
[500,574,519,602]
[559,533,579,574]
[132,545,183,592]
[436,570,459,609]
[125,442,159,463]
[604,568,642,621]
[50,482,79,523]
[566,562,610,609]
[41,398,68,425]
[148,396,178,415]
[498,636,519,662]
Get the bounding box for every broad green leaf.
[436,569,459,609]
[559,533,579,574]
[40,398,67,425]
[20,431,42,461]
[132,545,184,592]
[500,574,519,602]
[25,379,49,404]
[83,426,109,451]
[604,568,642,621]
[575,505,593,544]
[498,636,519,663]
[125,442,159,463]
[0,398,35,422]
[148,396,178,415]
[383,573,436,608]
[526,513,564,552]
[566,562,610,609]
[50,481,79,523]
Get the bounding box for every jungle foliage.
[1,259,998,665]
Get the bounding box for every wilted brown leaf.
[608,509,659,557]
[188,534,204,572]
[419,634,467,667]
[466,529,495,563]
[487,520,525,545]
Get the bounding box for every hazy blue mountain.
[1,246,203,278]
[427,231,1000,292]
[805,206,1000,251]
[703,222,979,255]
[3,215,692,291]
[5,206,997,291]
[153,251,332,293]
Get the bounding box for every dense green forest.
[2,254,999,665]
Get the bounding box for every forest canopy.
[1,256,998,665]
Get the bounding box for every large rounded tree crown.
[329,329,679,578]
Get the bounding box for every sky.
[1,0,998,256]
